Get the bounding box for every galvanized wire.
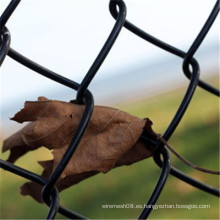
[0,0,219,219]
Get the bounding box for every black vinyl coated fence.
[0,0,219,219]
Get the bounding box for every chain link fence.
[0,0,219,219]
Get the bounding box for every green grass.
[0,77,219,219]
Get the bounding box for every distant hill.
[1,42,219,135]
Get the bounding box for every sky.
[0,0,219,133]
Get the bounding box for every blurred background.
[0,0,219,219]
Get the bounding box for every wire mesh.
[0,0,219,219]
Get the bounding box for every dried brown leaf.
[2,97,154,202]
